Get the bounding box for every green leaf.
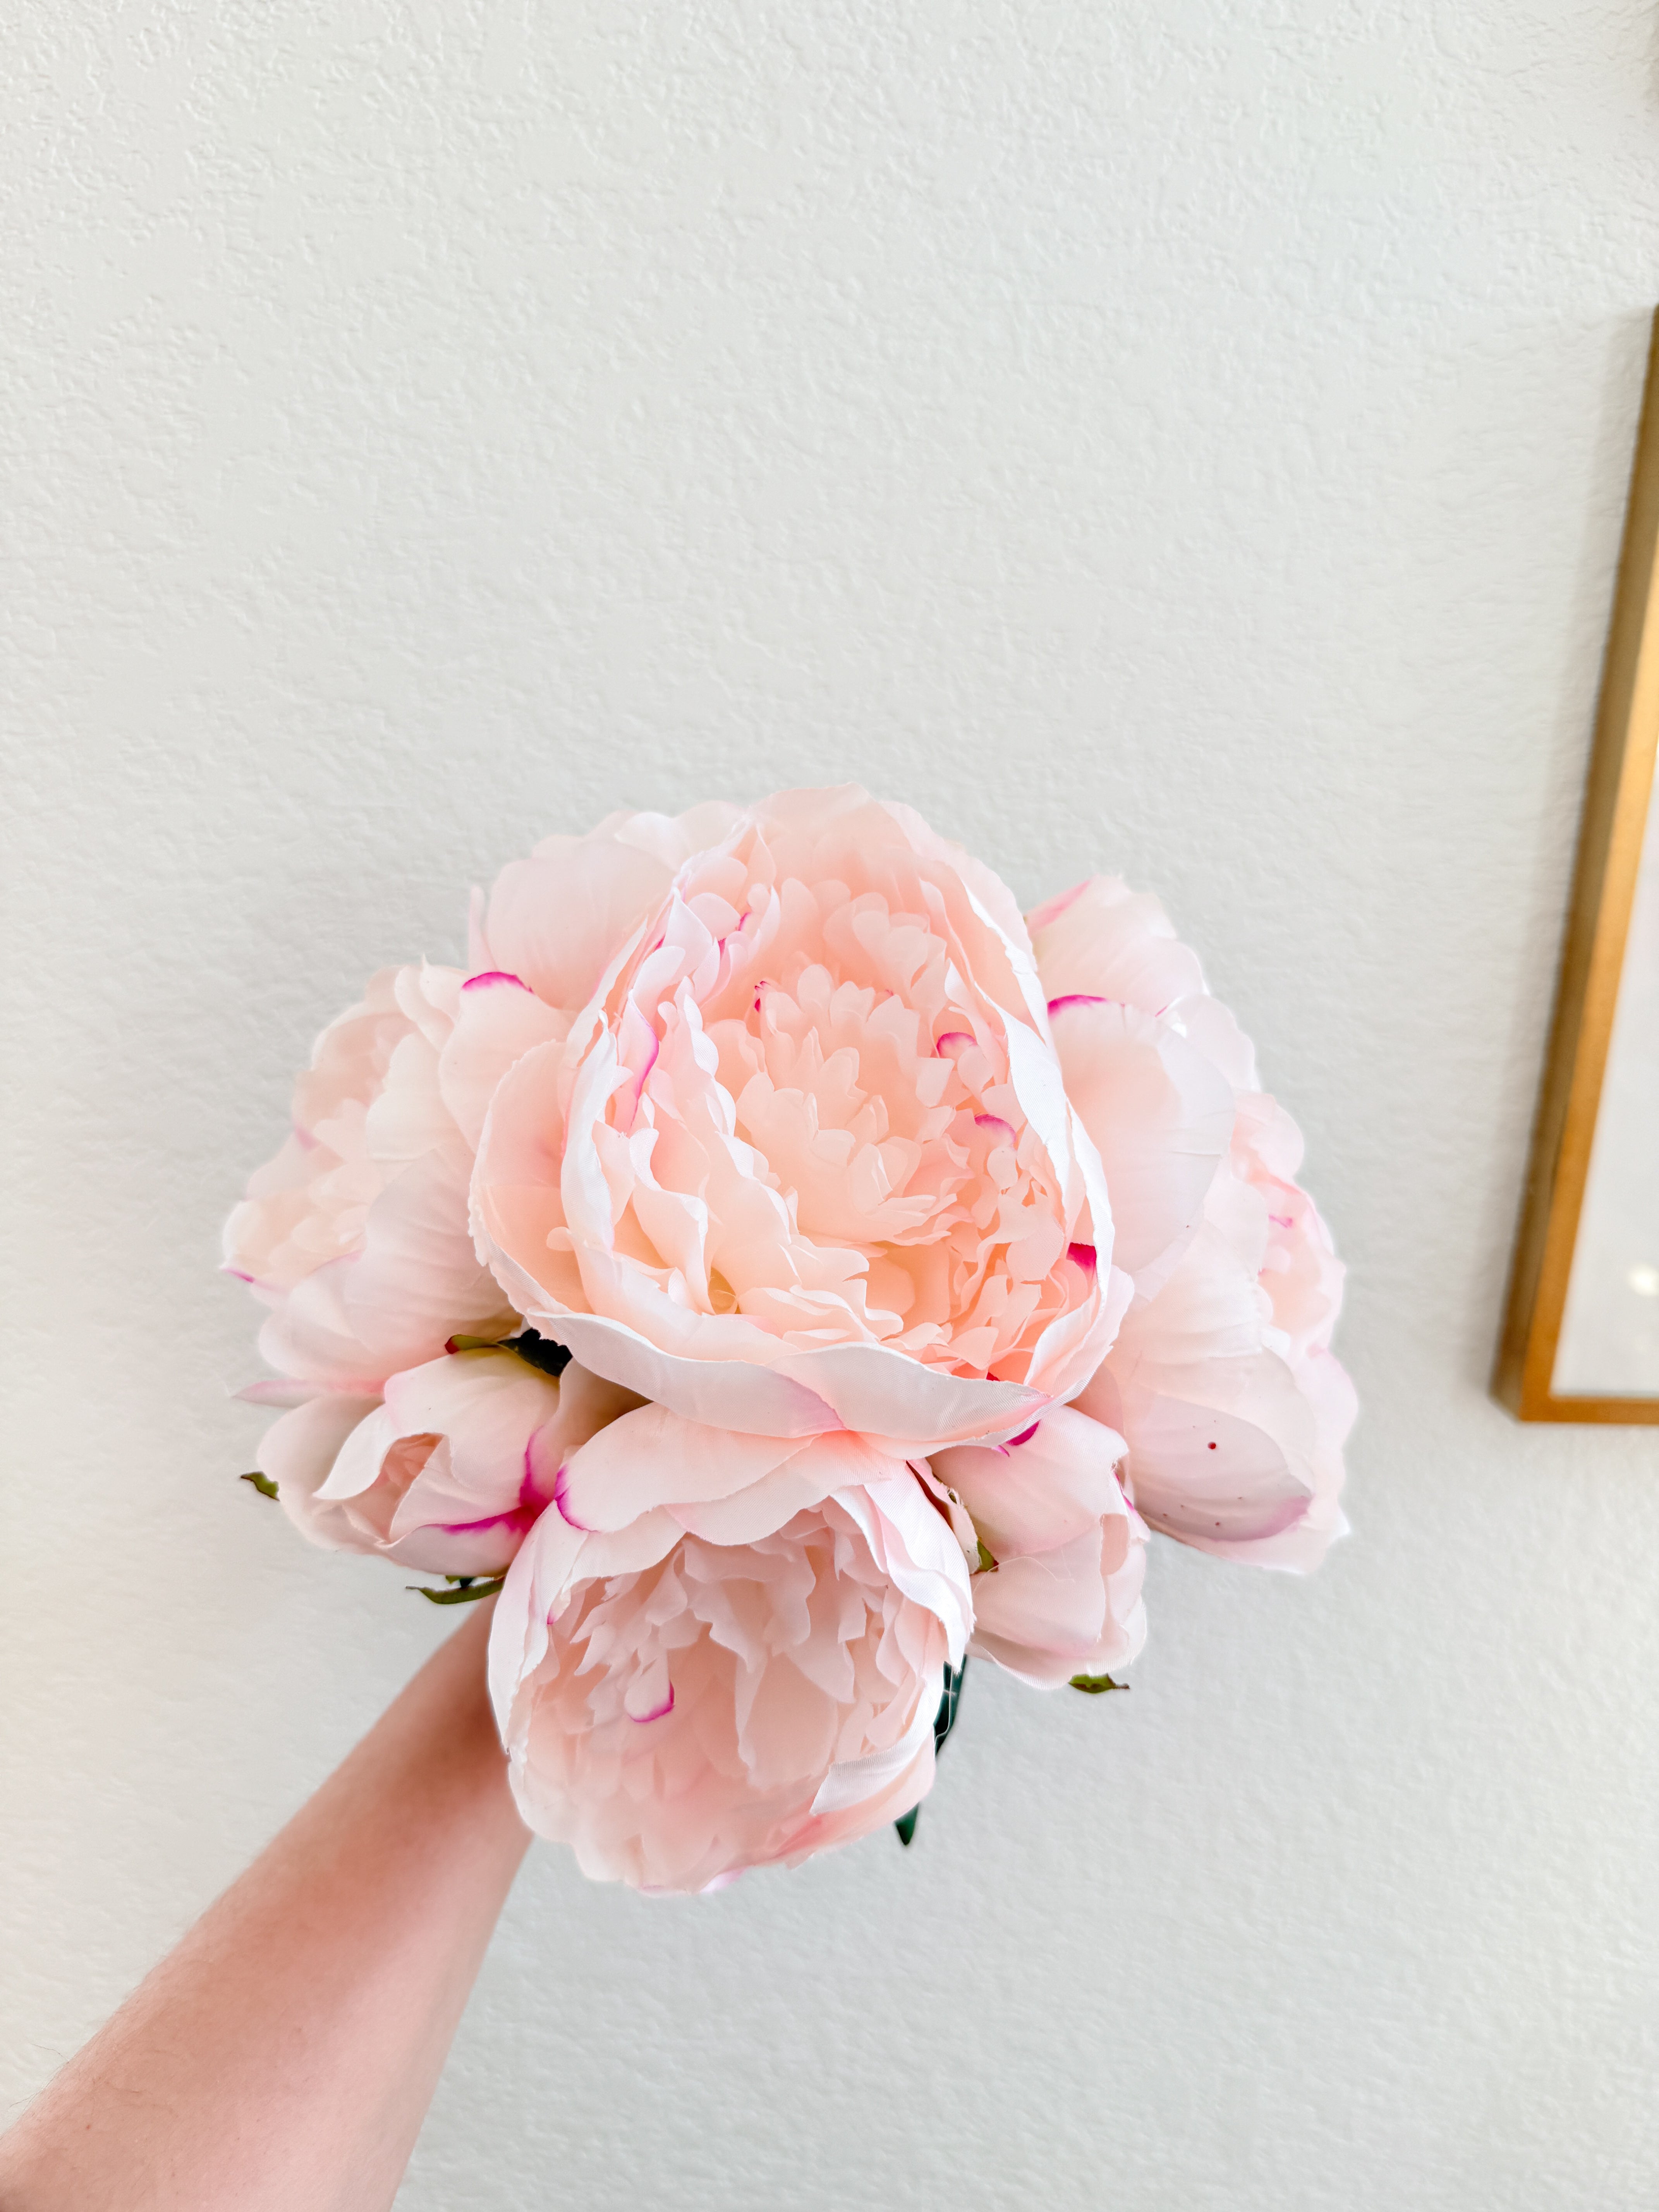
[407,1575,507,1606]
[896,1660,969,1850]
[240,1470,279,1500]
[974,1538,997,1574]
[933,1657,967,1753]
[1069,1671,1128,1695]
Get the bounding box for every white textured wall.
[4,6,1658,2207]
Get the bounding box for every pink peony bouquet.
[226,787,1353,1893]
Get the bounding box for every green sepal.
[894,1805,920,1847]
[240,1470,279,1500]
[974,1538,997,1574]
[407,1574,507,1606]
[1069,1671,1128,1694]
[445,1329,573,1378]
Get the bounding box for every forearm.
[0,1601,530,2212]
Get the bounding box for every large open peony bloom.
[1029,877,1353,1570]
[489,1422,972,1890]
[473,788,1120,1449]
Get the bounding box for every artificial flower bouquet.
[227,787,1352,1892]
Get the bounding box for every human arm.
[0,1599,529,2212]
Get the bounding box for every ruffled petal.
[483,836,673,1015]
[968,1510,1147,1688]
[931,1401,1128,1559]
[438,971,569,1149]
[254,1393,386,1555]
[1049,996,1233,1290]
[488,1474,970,1892]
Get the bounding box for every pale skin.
[0,1600,529,2212]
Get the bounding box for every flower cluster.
[227,788,1352,1891]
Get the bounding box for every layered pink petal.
[1079,1350,1328,1559]
[481,836,674,1015]
[1074,1113,1353,1572]
[930,1402,1128,1560]
[228,965,515,1392]
[438,971,569,1150]
[226,967,448,1297]
[255,1348,636,1578]
[549,1404,908,1542]
[583,801,747,870]
[1048,997,1234,1292]
[929,1403,1147,1688]
[968,1511,1147,1688]
[258,1144,515,1391]
[1027,876,1351,1577]
[254,1390,386,1556]
[488,1465,971,1891]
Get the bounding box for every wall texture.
[5,5,1659,2207]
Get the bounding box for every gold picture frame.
[1496,311,1659,1420]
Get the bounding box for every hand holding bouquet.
[227,788,1352,1892]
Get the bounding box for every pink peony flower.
[224,964,563,1391]
[253,1344,639,1576]
[489,1420,972,1890]
[930,1403,1147,1686]
[472,787,1120,1450]
[1029,877,1353,1570]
